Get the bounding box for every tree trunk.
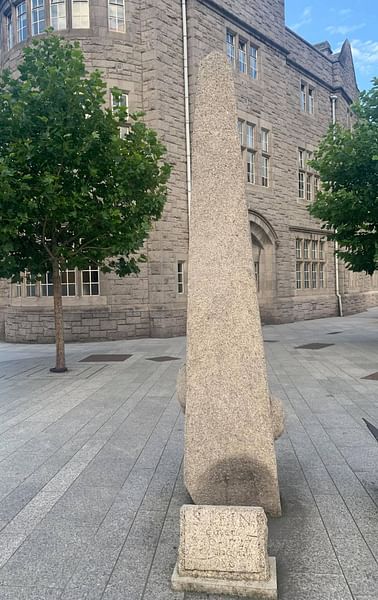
[50,260,67,373]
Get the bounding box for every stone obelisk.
[184,52,281,517]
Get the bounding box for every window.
[306,174,312,202]
[240,121,257,185]
[31,0,45,35]
[226,31,235,65]
[41,272,53,297]
[51,0,66,31]
[40,270,77,297]
[111,92,129,138]
[261,129,270,187]
[261,129,269,154]
[237,119,244,146]
[298,172,305,199]
[177,262,184,294]
[111,92,128,112]
[295,238,326,290]
[82,266,100,296]
[319,241,325,261]
[14,269,97,298]
[300,83,306,112]
[246,124,254,148]
[311,263,317,288]
[261,156,269,187]
[247,150,255,184]
[301,82,316,114]
[296,239,302,259]
[304,262,310,289]
[6,13,13,50]
[314,176,320,196]
[298,149,305,170]
[15,282,22,297]
[72,0,89,28]
[249,46,258,79]
[298,148,317,201]
[308,88,314,114]
[254,261,260,291]
[108,0,125,32]
[303,240,309,259]
[238,39,247,73]
[25,273,36,297]
[319,263,325,288]
[226,31,259,81]
[296,262,302,289]
[16,2,28,42]
[62,270,77,296]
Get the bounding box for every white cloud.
[339,9,352,17]
[290,7,312,32]
[326,23,365,36]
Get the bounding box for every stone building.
[0,0,377,342]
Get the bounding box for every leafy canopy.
[309,78,378,275]
[0,33,171,281]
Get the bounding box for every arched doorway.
[249,211,278,322]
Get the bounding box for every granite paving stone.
[0,312,377,598]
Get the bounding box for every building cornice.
[195,0,289,57]
[285,27,333,64]
[289,226,331,236]
[195,0,355,104]
[286,58,355,104]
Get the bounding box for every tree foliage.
[309,78,378,275]
[0,33,171,369]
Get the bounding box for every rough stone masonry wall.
[0,280,8,338]
[4,307,150,343]
[0,0,376,341]
[139,0,189,337]
[0,0,188,341]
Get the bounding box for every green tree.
[0,34,171,372]
[309,78,378,275]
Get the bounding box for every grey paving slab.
[0,312,377,598]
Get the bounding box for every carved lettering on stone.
[178,505,270,582]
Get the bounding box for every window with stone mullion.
[16,1,28,43]
[50,0,66,31]
[6,11,13,50]
[108,0,125,32]
[31,0,45,36]
[71,0,89,29]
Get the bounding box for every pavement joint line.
[0,316,377,598]
[98,428,181,598]
[282,374,378,565]
[286,437,357,599]
[0,360,177,546]
[0,377,153,525]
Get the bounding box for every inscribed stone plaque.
[178,505,269,582]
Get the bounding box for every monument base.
[172,557,277,599]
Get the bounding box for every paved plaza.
[0,309,377,599]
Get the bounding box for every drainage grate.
[362,372,378,381]
[295,343,334,350]
[328,331,343,335]
[264,340,279,343]
[146,356,180,362]
[80,354,132,363]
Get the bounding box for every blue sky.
[285,1,378,91]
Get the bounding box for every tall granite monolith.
[184,52,281,516]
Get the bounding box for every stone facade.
[0,0,377,342]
